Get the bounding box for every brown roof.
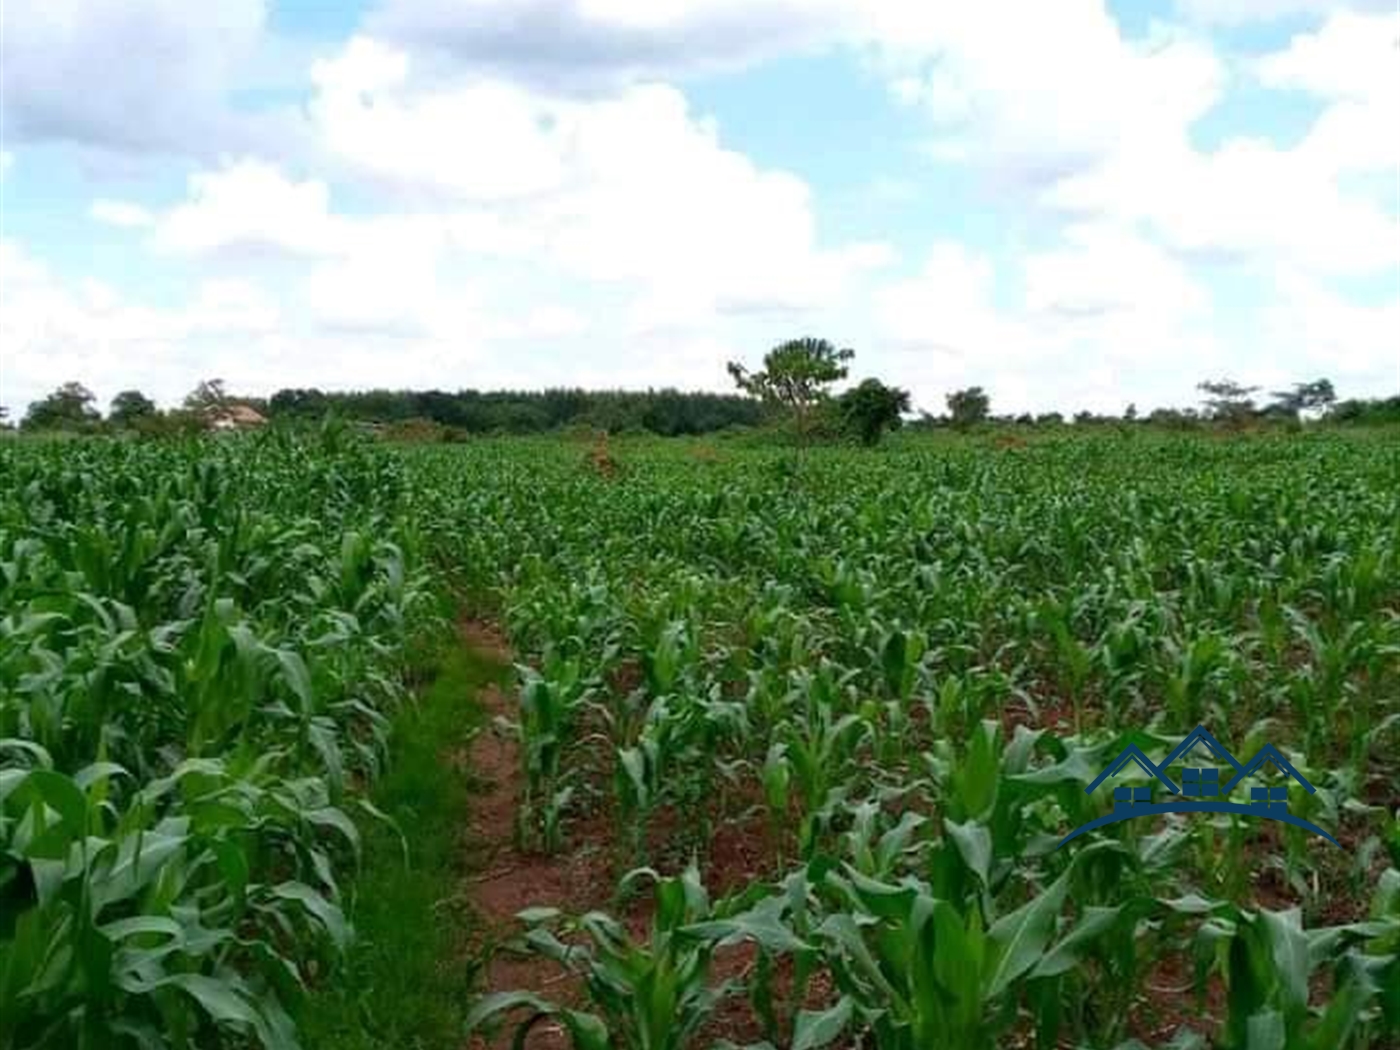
[212,404,267,425]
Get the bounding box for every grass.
[299,630,509,1050]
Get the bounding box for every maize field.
[3,429,1398,1048]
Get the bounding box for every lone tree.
[1269,378,1336,419]
[23,382,100,432]
[109,389,157,428]
[183,378,231,418]
[839,378,910,446]
[1197,378,1259,426]
[728,337,854,440]
[946,386,990,430]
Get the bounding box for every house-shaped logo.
[1058,726,1339,848]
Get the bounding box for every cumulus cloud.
[2,0,1395,421]
[0,239,281,410]
[0,0,281,156]
[152,161,343,258]
[868,230,1236,415]
[868,5,1226,185]
[365,0,855,87]
[305,38,892,321]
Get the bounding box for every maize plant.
[1,433,433,1050]
[7,428,1400,1048]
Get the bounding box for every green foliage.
[108,390,157,428]
[439,432,1398,1049]
[946,386,991,429]
[21,381,100,432]
[5,428,1400,1049]
[299,639,509,1050]
[1268,378,1336,419]
[1197,378,1261,425]
[0,432,436,1049]
[728,337,855,437]
[268,386,767,436]
[182,378,231,416]
[837,379,910,446]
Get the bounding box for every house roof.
[213,404,267,425]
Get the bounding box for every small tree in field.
[946,386,990,430]
[1197,378,1259,426]
[23,382,100,432]
[839,378,910,446]
[183,378,231,418]
[1268,378,1336,420]
[110,389,157,428]
[728,337,854,440]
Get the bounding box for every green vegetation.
[300,639,508,1050]
[945,385,991,429]
[3,427,1399,1049]
[727,337,854,440]
[425,433,1399,1049]
[0,431,436,1048]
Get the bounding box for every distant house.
[209,404,268,431]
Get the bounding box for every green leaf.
[792,996,854,1050]
[946,819,992,889]
[985,871,1070,998]
[270,881,350,951]
[1031,905,1124,979]
[1258,908,1308,1011]
[1244,1009,1285,1050]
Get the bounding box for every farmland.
[2,429,1399,1049]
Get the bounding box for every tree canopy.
[946,386,991,430]
[727,337,854,438]
[23,382,100,432]
[109,390,157,427]
[1268,378,1336,418]
[1197,379,1260,424]
[838,378,910,446]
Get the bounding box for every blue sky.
[1,0,1396,418]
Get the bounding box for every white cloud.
[0,239,284,411]
[1260,269,1400,390]
[3,2,1396,422]
[90,200,155,228]
[1256,11,1400,177]
[365,0,855,86]
[1025,9,1399,280]
[865,5,1226,185]
[0,0,273,155]
[1256,10,1399,100]
[869,230,1238,415]
[152,160,343,257]
[306,38,892,322]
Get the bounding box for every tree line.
[4,343,1397,442]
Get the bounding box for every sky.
[0,0,1397,418]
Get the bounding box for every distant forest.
[263,384,1400,436]
[267,387,769,435]
[7,376,1399,439]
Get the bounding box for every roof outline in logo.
[1058,726,1339,850]
[1084,742,1181,795]
[1156,725,1243,775]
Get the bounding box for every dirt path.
[456,619,617,1049]
[453,618,798,1049]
